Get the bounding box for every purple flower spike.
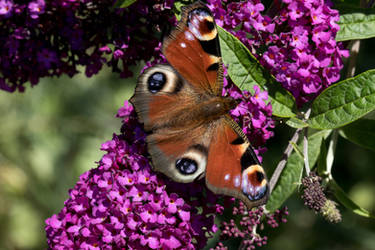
[208,0,349,106]
[0,0,13,17]
[0,0,176,92]
[45,101,219,249]
[28,0,45,19]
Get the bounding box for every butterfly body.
[130,1,269,209]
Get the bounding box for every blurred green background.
[1,39,375,249]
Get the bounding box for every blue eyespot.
[176,158,197,175]
[148,72,166,93]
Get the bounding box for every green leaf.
[266,152,303,212]
[305,130,332,168]
[114,0,137,8]
[340,118,375,152]
[308,70,375,129]
[329,180,375,218]
[217,26,296,118]
[337,11,375,41]
[286,117,308,128]
[363,110,375,120]
[266,130,330,211]
[317,138,328,176]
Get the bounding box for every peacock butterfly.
[130,1,269,209]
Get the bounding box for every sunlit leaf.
[308,70,375,129]
[218,27,296,118]
[336,11,375,41]
[266,152,303,212]
[286,117,308,128]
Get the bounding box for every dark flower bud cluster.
[0,0,175,92]
[212,202,289,249]
[301,172,341,223]
[301,172,327,212]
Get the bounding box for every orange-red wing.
[162,2,223,95]
[206,116,269,209]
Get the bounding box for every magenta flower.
[37,49,58,70]
[0,0,176,92]
[208,0,349,106]
[0,0,12,17]
[28,0,44,19]
[45,101,219,249]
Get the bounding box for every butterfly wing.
[130,64,195,131]
[206,116,269,208]
[146,125,212,183]
[163,1,223,95]
[130,64,212,183]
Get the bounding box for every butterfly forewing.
[162,1,223,95]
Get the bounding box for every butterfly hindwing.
[130,64,212,183]
[146,125,212,183]
[206,116,269,208]
[163,1,223,95]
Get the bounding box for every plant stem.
[346,40,361,78]
[269,128,303,192]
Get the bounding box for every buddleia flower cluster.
[0,0,175,92]
[207,0,349,105]
[45,102,219,249]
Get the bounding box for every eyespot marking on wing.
[176,158,198,175]
[175,144,208,176]
[147,72,166,93]
[184,30,194,41]
[241,165,268,201]
[142,65,183,94]
[188,8,217,41]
